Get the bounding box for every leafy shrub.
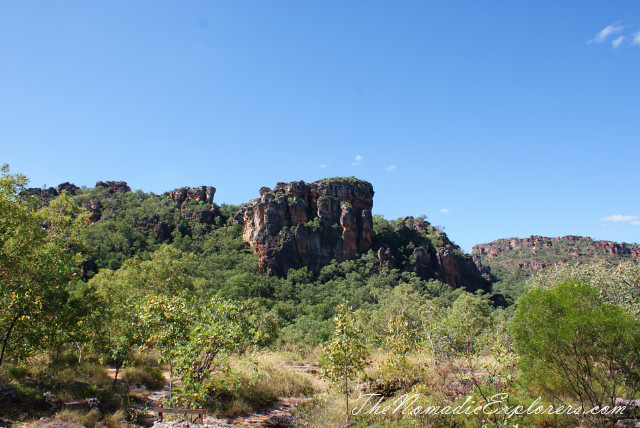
[510,281,640,427]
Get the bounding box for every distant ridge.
[472,235,639,280]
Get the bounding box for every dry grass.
[54,408,102,428]
[292,389,346,428]
[56,363,112,389]
[204,352,314,417]
[52,408,128,428]
[101,410,127,428]
[121,366,165,390]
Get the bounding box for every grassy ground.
[2,350,635,427]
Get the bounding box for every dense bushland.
[1,165,639,427]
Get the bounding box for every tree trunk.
[112,362,121,390]
[344,364,349,426]
[0,311,21,367]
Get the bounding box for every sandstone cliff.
[375,216,492,293]
[235,178,374,276]
[235,180,492,295]
[163,185,219,234]
[472,235,640,279]
[26,182,80,202]
[95,181,131,194]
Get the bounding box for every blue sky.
[1,1,639,252]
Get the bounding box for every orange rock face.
[235,178,374,276]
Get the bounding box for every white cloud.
[385,165,396,171]
[632,31,640,46]
[352,155,363,166]
[601,214,639,222]
[355,155,363,161]
[631,220,640,226]
[320,164,328,168]
[612,36,624,48]
[440,208,450,214]
[591,22,623,43]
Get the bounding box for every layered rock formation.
[164,186,218,233]
[81,198,102,224]
[235,180,492,294]
[26,182,80,199]
[95,181,131,193]
[165,186,216,207]
[473,235,640,266]
[434,246,491,293]
[235,178,374,276]
[472,235,640,285]
[376,216,491,293]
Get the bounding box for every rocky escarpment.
[131,186,219,240]
[26,181,129,220]
[163,185,219,234]
[25,182,80,203]
[472,235,640,279]
[474,235,639,263]
[434,246,492,293]
[234,178,374,276]
[376,216,492,294]
[235,180,492,294]
[165,186,216,207]
[95,180,131,193]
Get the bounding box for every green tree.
[510,281,640,427]
[172,298,271,407]
[139,293,193,403]
[528,260,640,319]
[382,313,416,388]
[320,304,368,425]
[0,165,87,366]
[444,292,491,355]
[88,244,202,387]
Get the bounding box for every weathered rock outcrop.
[165,186,218,232]
[434,246,491,293]
[165,186,216,207]
[235,178,374,276]
[472,235,640,286]
[376,216,491,293]
[132,213,175,242]
[96,180,131,193]
[378,245,394,269]
[25,182,80,199]
[473,235,640,267]
[24,182,81,208]
[81,198,102,224]
[56,182,80,195]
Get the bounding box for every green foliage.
[528,260,640,319]
[476,237,640,305]
[510,281,640,426]
[319,176,360,184]
[139,294,193,361]
[172,298,275,407]
[320,304,369,423]
[371,215,453,271]
[304,216,323,232]
[443,292,492,355]
[0,165,88,366]
[381,313,416,386]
